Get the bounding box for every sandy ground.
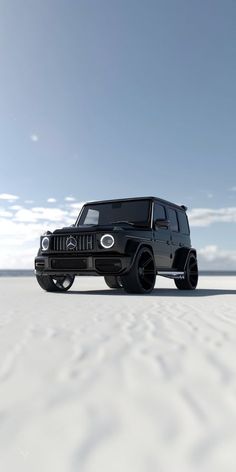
[0,276,236,472]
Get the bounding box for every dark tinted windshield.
[77,200,151,227]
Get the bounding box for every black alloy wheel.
[175,254,198,290]
[36,274,75,292]
[121,247,156,294]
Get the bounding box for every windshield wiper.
[111,220,136,226]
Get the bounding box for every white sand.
[0,276,236,472]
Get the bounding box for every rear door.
[177,210,191,248]
[153,203,172,268]
[167,207,182,267]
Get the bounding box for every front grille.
[51,234,95,252]
[51,258,87,270]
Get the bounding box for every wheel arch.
[173,247,197,271]
[132,243,155,271]
[125,240,155,271]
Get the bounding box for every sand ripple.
[0,276,236,472]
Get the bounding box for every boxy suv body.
[35,196,198,294]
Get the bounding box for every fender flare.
[173,247,197,272]
[184,249,197,271]
[126,241,155,271]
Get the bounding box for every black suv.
[35,196,198,294]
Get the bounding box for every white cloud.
[65,196,76,202]
[47,198,57,203]
[0,196,85,267]
[69,202,85,209]
[0,209,13,217]
[24,200,34,204]
[198,245,236,270]
[0,247,37,269]
[0,203,74,267]
[189,207,236,227]
[0,193,19,201]
[14,207,72,224]
[0,218,49,268]
[68,202,84,218]
[9,205,23,210]
[30,134,39,142]
[229,186,236,192]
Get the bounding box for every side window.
[168,208,179,232]
[154,203,166,221]
[177,211,190,234]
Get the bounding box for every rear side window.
[168,208,179,232]
[177,211,190,234]
[153,203,166,221]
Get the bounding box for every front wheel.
[104,275,123,289]
[121,247,156,294]
[175,254,198,290]
[36,274,75,292]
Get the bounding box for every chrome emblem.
[66,236,77,250]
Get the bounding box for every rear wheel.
[175,254,198,290]
[121,247,156,294]
[36,274,75,292]
[104,275,123,289]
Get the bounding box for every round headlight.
[42,236,50,251]
[100,234,114,249]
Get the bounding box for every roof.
[84,196,188,211]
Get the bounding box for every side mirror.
[154,218,169,230]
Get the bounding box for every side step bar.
[157,271,185,280]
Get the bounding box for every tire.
[36,274,75,292]
[104,275,123,289]
[121,247,156,294]
[35,248,75,292]
[175,254,198,290]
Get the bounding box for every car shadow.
[66,288,236,297]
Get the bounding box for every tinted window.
[83,209,99,225]
[78,199,151,227]
[154,203,166,221]
[177,211,189,234]
[168,208,179,232]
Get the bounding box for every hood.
[53,225,129,234]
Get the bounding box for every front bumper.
[35,254,132,276]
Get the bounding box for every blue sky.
[0,0,236,268]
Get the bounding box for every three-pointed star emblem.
[66,236,77,250]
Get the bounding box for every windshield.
[77,200,151,228]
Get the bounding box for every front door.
[153,203,172,268]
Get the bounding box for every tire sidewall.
[36,274,75,292]
[186,254,198,289]
[121,246,156,294]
